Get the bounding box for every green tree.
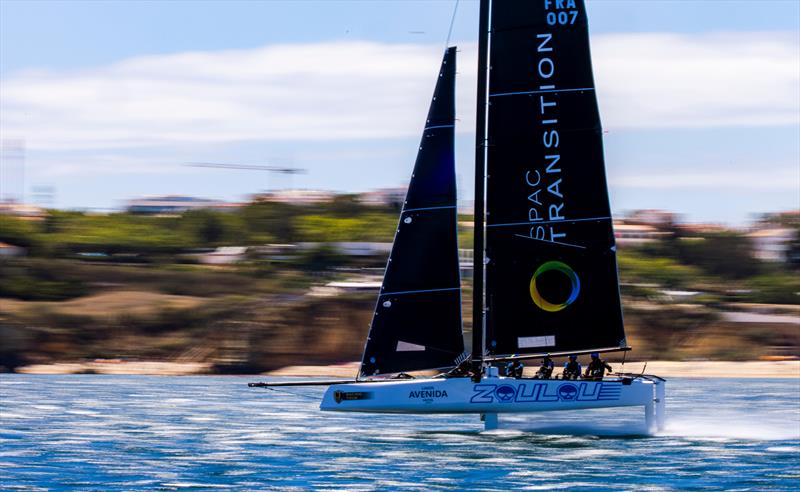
[189,210,224,244]
[240,202,297,243]
[746,272,800,304]
[677,233,761,279]
[617,250,702,288]
[328,194,364,217]
[0,215,40,248]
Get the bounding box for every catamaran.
[251,0,666,432]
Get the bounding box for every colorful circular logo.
[529,261,581,312]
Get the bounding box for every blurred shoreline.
[2,207,798,373]
[12,360,800,378]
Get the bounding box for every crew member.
[446,359,472,378]
[512,360,524,378]
[584,352,613,380]
[562,355,581,380]
[534,354,554,379]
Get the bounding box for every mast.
[471,0,490,380]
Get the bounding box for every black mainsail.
[359,47,464,377]
[482,0,627,357]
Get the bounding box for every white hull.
[321,375,665,431]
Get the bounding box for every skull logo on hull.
[558,383,578,400]
[495,385,516,403]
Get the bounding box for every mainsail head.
[483,0,627,357]
[359,47,464,377]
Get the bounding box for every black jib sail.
[483,0,627,357]
[359,47,464,377]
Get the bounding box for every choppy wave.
[1,375,798,490]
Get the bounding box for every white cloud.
[610,167,800,191]
[1,32,798,152]
[26,154,190,178]
[2,42,453,151]
[592,32,800,129]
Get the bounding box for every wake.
[492,408,799,440]
[660,412,800,440]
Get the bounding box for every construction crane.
[185,162,307,190]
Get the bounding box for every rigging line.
[488,216,611,228]
[513,234,587,250]
[265,386,322,402]
[402,205,456,213]
[444,0,460,50]
[490,87,595,97]
[379,287,460,296]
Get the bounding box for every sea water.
[1,375,798,491]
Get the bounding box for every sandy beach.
[265,360,800,379]
[12,359,799,378]
[15,361,213,376]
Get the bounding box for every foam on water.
[662,416,800,441]
[767,445,799,453]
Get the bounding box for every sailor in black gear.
[446,359,472,378]
[562,355,581,380]
[584,352,613,380]
[513,360,524,378]
[534,354,554,379]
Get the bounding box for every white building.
[126,195,236,214]
[297,242,392,257]
[613,223,670,246]
[198,246,249,265]
[0,242,26,257]
[747,228,797,262]
[0,202,46,220]
[252,189,336,205]
[624,209,678,228]
[357,188,406,208]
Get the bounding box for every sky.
[1,0,798,224]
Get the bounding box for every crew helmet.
[591,352,599,359]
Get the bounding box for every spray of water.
[659,412,800,441]
[495,407,799,440]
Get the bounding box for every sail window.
[396,341,426,352]
[518,335,556,349]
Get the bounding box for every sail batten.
[490,87,595,97]
[402,205,457,213]
[379,287,460,297]
[359,47,464,378]
[488,216,612,228]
